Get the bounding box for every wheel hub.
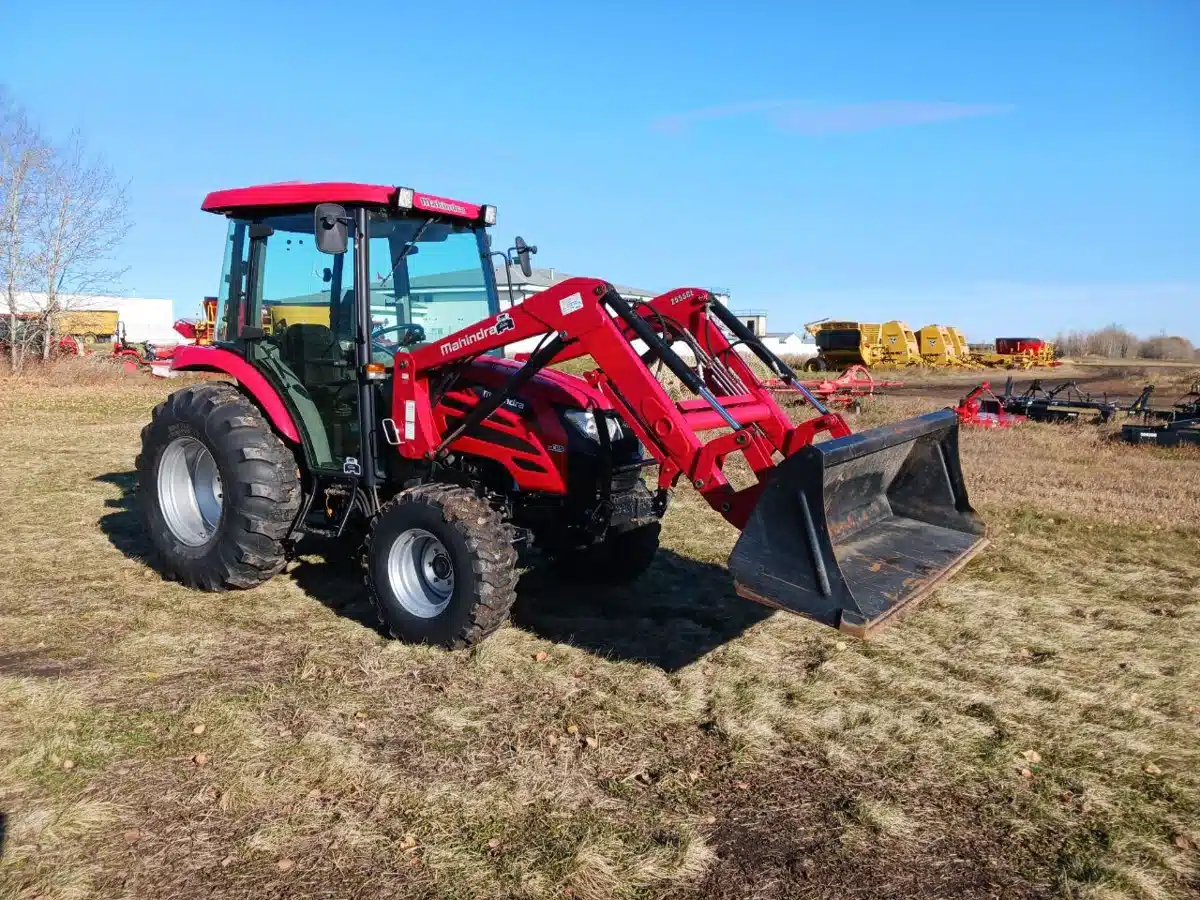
[386,528,455,618]
[157,436,223,547]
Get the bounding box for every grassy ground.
[1,365,1197,899]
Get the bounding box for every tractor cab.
[200,183,505,475]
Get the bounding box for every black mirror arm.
[486,249,518,308]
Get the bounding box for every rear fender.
[170,346,300,443]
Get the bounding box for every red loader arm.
[391,279,849,529]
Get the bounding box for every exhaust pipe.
[728,409,987,637]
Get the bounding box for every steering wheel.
[371,323,426,347]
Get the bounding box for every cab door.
[215,213,362,473]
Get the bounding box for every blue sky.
[3,0,1197,341]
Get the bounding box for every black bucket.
[728,409,987,637]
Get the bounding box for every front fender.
[171,346,300,443]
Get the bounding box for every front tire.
[365,485,518,648]
[136,383,301,590]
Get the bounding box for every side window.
[214,220,249,344]
[259,228,338,337]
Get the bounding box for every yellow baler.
[805,320,923,370]
[918,324,979,367]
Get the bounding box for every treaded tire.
[365,484,518,648]
[136,383,301,590]
[802,356,827,372]
[552,519,662,585]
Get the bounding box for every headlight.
[563,410,623,442]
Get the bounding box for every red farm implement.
[955,383,1025,429]
[765,364,902,409]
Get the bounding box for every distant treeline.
[1053,325,1198,361]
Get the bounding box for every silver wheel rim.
[157,436,223,547]
[386,528,454,618]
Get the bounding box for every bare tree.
[0,89,49,371]
[0,87,130,371]
[31,130,130,358]
[1085,324,1138,359]
[1138,334,1194,361]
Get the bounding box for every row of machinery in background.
[803,319,1059,372]
[0,309,121,357]
[3,307,192,369]
[956,378,1200,448]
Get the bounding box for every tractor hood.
[463,356,610,411]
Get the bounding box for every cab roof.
[200,182,484,221]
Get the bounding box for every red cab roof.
[200,182,484,221]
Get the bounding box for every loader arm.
[390,277,986,637]
[393,279,848,528]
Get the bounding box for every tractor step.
[728,409,987,636]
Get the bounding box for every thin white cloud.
[652,100,1012,136]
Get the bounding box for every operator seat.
[279,323,345,386]
[277,321,357,462]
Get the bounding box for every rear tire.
[136,383,301,590]
[365,484,518,648]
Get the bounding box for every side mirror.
[514,236,537,278]
[314,203,349,255]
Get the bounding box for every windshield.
[365,213,498,362]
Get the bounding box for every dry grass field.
[1,363,1197,899]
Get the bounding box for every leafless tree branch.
[0,86,131,370]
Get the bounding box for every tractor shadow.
[95,471,154,561]
[94,471,770,671]
[288,544,387,636]
[94,470,385,632]
[510,552,773,672]
[288,544,770,671]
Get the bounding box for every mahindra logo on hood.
[439,312,515,356]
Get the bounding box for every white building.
[489,264,814,361]
[493,264,656,311]
[12,292,179,345]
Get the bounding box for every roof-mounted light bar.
[394,186,487,222]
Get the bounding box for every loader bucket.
[728,409,987,637]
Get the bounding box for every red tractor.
[138,182,986,647]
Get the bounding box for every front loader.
[138,181,986,647]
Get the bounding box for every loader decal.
[438,313,515,356]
